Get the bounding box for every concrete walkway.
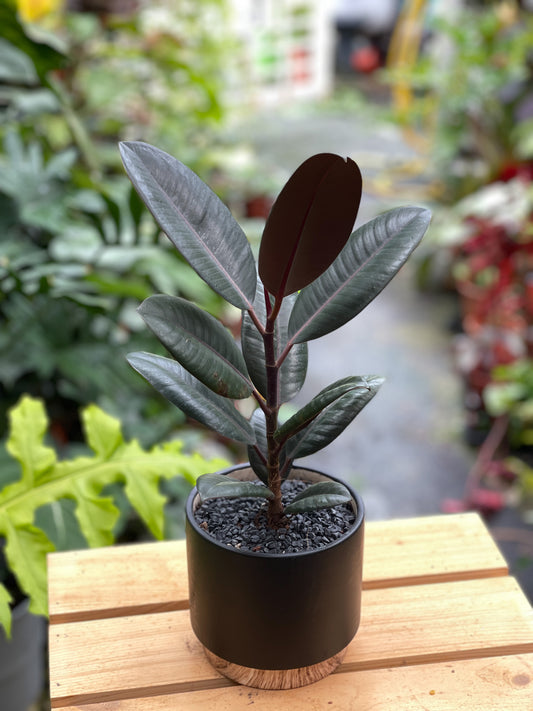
[232,102,475,521]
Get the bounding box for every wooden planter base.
[204,646,347,689]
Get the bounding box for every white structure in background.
[228,0,336,106]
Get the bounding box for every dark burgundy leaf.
[258,153,362,297]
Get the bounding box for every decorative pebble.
[194,480,356,554]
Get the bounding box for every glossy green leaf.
[138,294,252,399]
[196,473,272,501]
[119,141,257,310]
[284,481,352,514]
[242,282,308,401]
[276,375,384,444]
[285,376,384,460]
[288,207,431,343]
[259,153,362,297]
[127,351,256,444]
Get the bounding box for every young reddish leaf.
[258,153,362,297]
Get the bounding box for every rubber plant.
[120,143,432,526]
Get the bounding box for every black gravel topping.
[193,479,356,554]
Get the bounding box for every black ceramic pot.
[185,465,364,689]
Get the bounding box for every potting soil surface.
[194,480,356,554]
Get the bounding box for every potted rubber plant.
[120,142,431,689]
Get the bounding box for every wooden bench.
[48,512,533,709]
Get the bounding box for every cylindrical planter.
[186,465,364,689]
[0,599,46,711]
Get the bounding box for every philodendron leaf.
[138,294,253,399]
[0,584,12,638]
[196,473,272,501]
[3,521,54,621]
[242,282,308,401]
[119,141,257,310]
[284,376,385,461]
[288,207,432,343]
[0,396,226,636]
[259,153,362,297]
[284,481,352,515]
[127,351,256,444]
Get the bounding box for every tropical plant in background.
[389,4,533,202]
[120,142,431,525]
[0,127,223,444]
[2,0,232,174]
[0,395,227,637]
[0,2,235,442]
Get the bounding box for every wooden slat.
[49,576,533,708]
[362,512,508,588]
[343,576,533,670]
[48,540,188,623]
[47,513,508,623]
[52,654,533,711]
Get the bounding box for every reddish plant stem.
[263,295,285,526]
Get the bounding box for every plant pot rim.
[186,463,364,560]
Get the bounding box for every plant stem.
[263,296,285,527]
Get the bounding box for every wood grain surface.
[48,513,532,710]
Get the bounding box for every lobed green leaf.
[5,395,56,486]
[0,396,226,637]
[0,584,12,638]
[3,521,55,619]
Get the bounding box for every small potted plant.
[120,142,431,689]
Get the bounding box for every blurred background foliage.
[0,0,239,447]
[389,1,533,203]
[388,0,533,519]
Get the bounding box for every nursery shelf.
[48,512,533,710]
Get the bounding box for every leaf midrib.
[0,449,181,519]
[289,212,419,344]
[142,156,254,311]
[160,316,252,392]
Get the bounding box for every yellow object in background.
[17,0,62,23]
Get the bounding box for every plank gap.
[50,676,236,709]
[362,565,509,590]
[49,600,189,625]
[337,641,533,674]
